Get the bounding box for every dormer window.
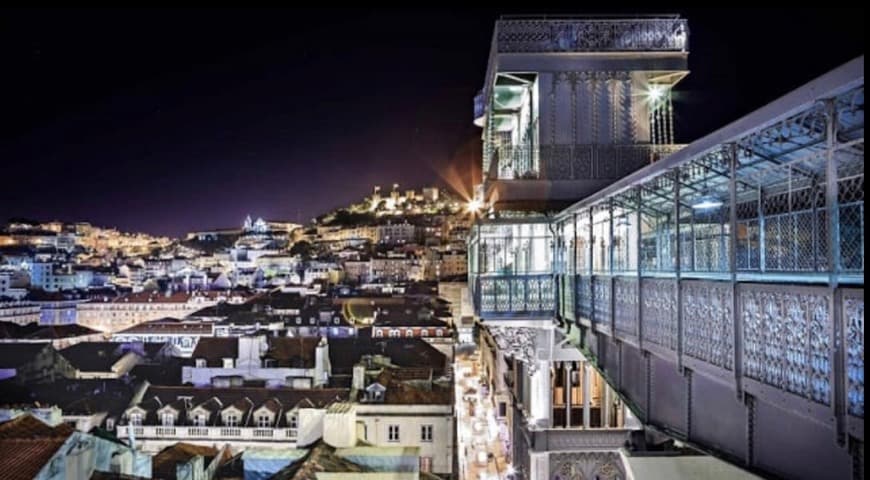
[193,413,207,426]
[224,413,238,427]
[161,412,175,426]
[195,358,206,368]
[129,413,142,426]
[222,358,235,368]
[257,414,271,428]
[289,414,298,429]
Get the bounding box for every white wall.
[355,404,454,475]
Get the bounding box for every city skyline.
[1,8,863,237]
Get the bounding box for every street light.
[467,198,484,214]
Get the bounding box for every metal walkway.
[473,56,864,479]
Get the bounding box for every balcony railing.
[495,18,688,54]
[476,274,554,317]
[528,426,633,450]
[490,144,685,181]
[117,425,298,442]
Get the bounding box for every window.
[498,402,507,418]
[129,413,142,426]
[289,414,298,429]
[421,424,433,442]
[224,414,238,427]
[420,456,432,473]
[161,413,175,426]
[405,329,414,338]
[388,425,400,442]
[257,414,271,428]
[193,414,206,426]
[106,418,115,430]
[223,358,235,368]
[195,358,206,368]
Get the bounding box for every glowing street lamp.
[467,198,483,214]
[647,84,666,103]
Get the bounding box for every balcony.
[527,426,633,451]
[485,144,684,206]
[495,17,688,54]
[117,425,298,442]
[475,274,554,318]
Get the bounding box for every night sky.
[0,8,863,236]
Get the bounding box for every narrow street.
[454,343,512,480]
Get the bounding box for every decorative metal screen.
[741,285,831,405]
[681,280,734,370]
[640,278,678,351]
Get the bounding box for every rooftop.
[0,415,74,480]
[115,318,213,335]
[152,442,230,480]
[58,342,130,372]
[328,329,446,375]
[0,343,50,369]
[190,337,238,367]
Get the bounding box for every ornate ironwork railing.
[476,274,554,316]
[496,18,689,54]
[491,144,685,181]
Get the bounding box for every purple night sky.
[0,8,863,236]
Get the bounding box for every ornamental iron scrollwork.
[641,278,678,351]
[549,451,626,480]
[614,277,638,338]
[497,18,688,54]
[844,291,864,417]
[592,276,612,325]
[489,326,539,375]
[741,286,831,405]
[577,276,593,321]
[681,280,734,370]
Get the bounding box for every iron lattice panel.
[844,290,864,418]
[613,277,638,338]
[592,276,612,325]
[741,285,832,405]
[497,18,688,54]
[681,280,734,370]
[495,278,510,312]
[640,278,678,351]
[480,279,495,312]
[576,275,593,321]
[511,277,527,312]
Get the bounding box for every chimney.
[352,364,366,392]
